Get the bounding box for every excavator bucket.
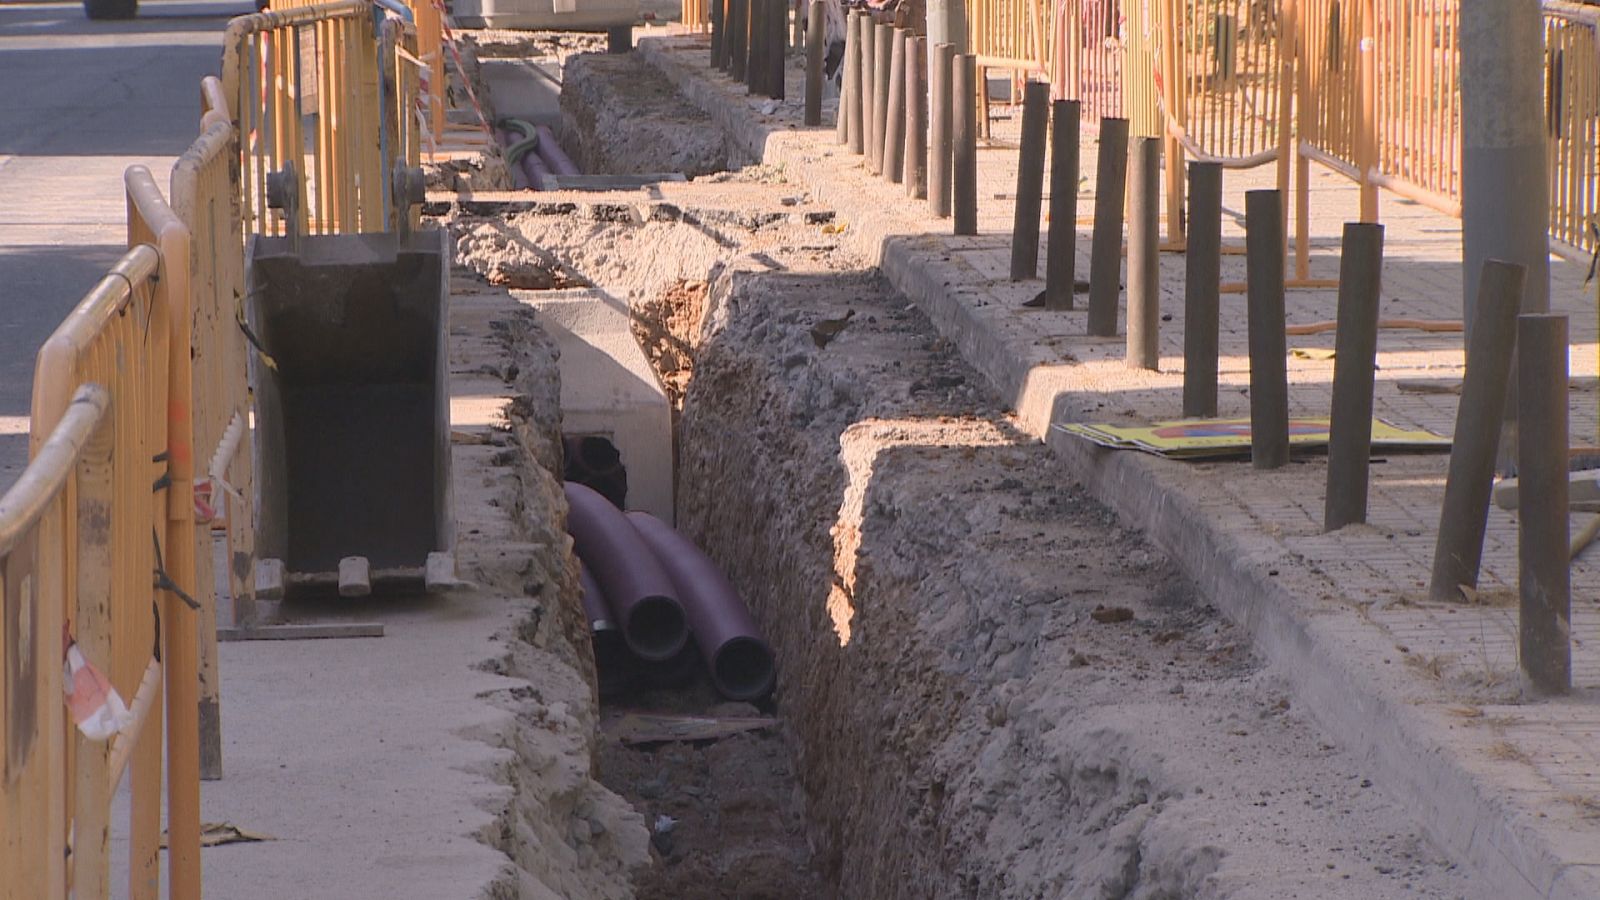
[246,230,455,600]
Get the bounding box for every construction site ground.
[69,24,1600,900]
[627,32,1600,899]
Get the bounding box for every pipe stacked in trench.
[566,483,776,701]
[625,512,776,702]
[579,562,635,697]
[564,482,688,661]
[564,434,628,509]
[497,119,582,191]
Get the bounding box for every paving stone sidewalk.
[635,32,1600,898]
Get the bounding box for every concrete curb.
[636,34,1600,900]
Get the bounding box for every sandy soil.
[448,51,1488,899]
[597,688,827,899]
[560,53,734,176]
[449,188,1483,897]
[674,246,1481,900]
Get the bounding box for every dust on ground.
[597,685,826,900]
[448,50,1484,898]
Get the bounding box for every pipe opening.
[563,434,628,509]
[624,594,688,661]
[577,435,623,473]
[711,636,776,702]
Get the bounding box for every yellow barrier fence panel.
[25,239,177,899]
[223,0,390,236]
[1368,0,1459,214]
[1052,0,1128,126]
[973,0,1051,72]
[126,162,201,900]
[1544,2,1600,258]
[0,386,96,900]
[32,246,166,900]
[1121,0,1161,137]
[172,111,253,781]
[1164,0,1287,167]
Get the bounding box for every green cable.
[497,117,541,168]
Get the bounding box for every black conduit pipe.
[562,435,628,509]
[564,483,688,661]
[579,562,635,698]
[625,512,777,701]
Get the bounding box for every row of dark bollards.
[812,11,978,228]
[995,62,1565,701]
[710,0,786,99]
[706,8,1571,697]
[1003,102,1572,695]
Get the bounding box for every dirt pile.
[435,256,653,899]
[560,53,733,176]
[630,278,706,409]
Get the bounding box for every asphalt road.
[0,0,247,491]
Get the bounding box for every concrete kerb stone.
[632,35,1600,900]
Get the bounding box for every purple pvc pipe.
[494,125,550,191]
[626,512,776,701]
[496,129,529,191]
[565,483,687,661]
[535,125,582,177]
[521,152,553,192]
[579,562,634,698]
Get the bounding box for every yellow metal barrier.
[1152,0,1296,249]
[411,0,446,150]
[1294,0,1377,275]
[171,98,254,779]
[1544,1,1600,257]
[1,166,202,898]
[683,0,709,31]
[1370,0,1461,213]
[971,0,1600,263]
[1160,0,1289,168]
[974,0,1051,73]
[223,0,419,236]
[1051,0,1126,124]
[0,385,105,900]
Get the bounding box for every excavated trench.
[444,45,1481,900]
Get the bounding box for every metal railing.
[0,166,203,899]
[683,0,711,31]
[965,0,1600,259]
[1544,0,1600,257]
[973,0,1051,73]
[1161,0,1289,168]
[0,384,108,900]
[172,89,255,778]
[1052,0,1127,123]
[2,0,425,889]
[222,0,420,236]
[1371,0,1461,213]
